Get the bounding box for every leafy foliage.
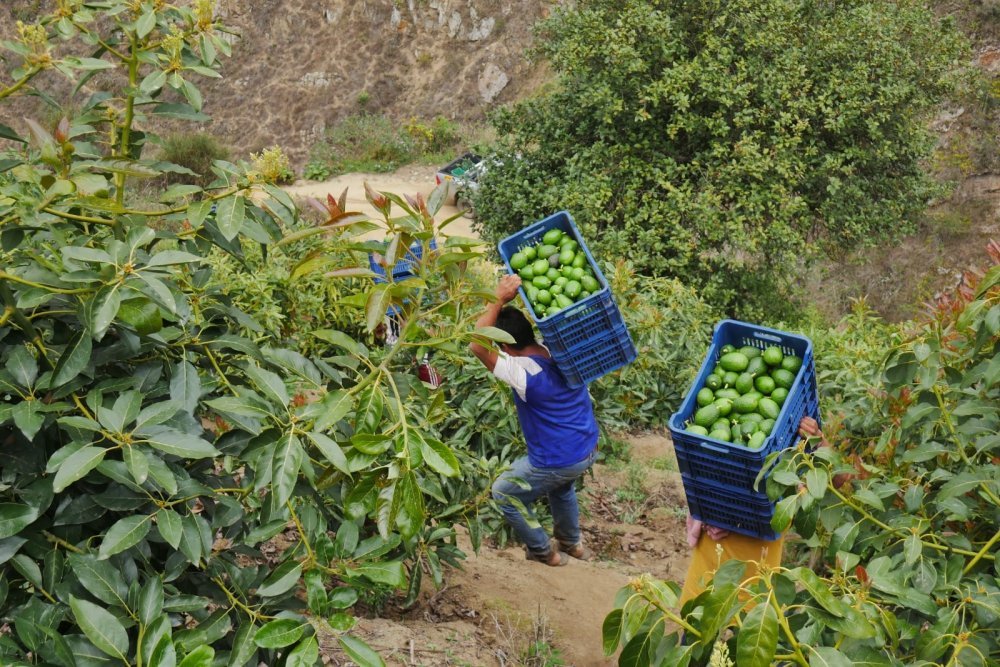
[0,4,507,664]
[602,245,1000,666]
[473,0,967,317]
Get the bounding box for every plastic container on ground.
[683,475,779,541]
[668,320,819,492]
[369,238,438,284]
[498,211,636,387]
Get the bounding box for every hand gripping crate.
[683,475,780,541]
[668,320,819,493]
[498,211,636,387]
[369,238,438,284]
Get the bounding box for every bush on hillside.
[159,131,230,186]
[473,0,968,320]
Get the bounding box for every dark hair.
[495,306,536,349]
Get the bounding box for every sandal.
[525,545,569,567]
[558,541,593,561]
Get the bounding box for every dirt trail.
[323,433,692,667]
[283,165,480,240]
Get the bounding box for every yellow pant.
[680,532,785,605]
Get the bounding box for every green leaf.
[6,346,38,389]
[787,567,847,618]
[306,432,350,474]
[937,472,992,499]
[271,432,303,508]
[117,298,163,335]
[228,622,258,667]
[138,576,164,626]
[602,609,623,656]
[0,505,37,540]
[0,123,25,143]
[142,429,219,459]
[178,645,214,667]
[52,331,92,386]
[473,325,515,345]
[123,445,149,485]
[286,636,319,667]
[328,587,358,610]
[170,361,201,413]
[69,596,129,659]
[391,472,425,539]
[98,513,152,559]
[215,194,246,241]
[349,561,405,587]
[243,363,289,407]
[12,401,44,440]
[338,636,386,667]
[68,553,129,608]
[88,284,122,340]
[253,619,305,649]
[419,437,460,477]
[53,446,106,492]
[770,495,796,533]
[157,509,182,549]
[365,284,391,333]
[135,9,156,38]
[256,560,302,597]
[736,598,778,667]
[312,329,368,356]
[809,646,854,667]
[805,468,828,500]
[314,390,355,432]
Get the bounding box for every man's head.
[495,306,536,352]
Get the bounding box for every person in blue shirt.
[469,274,599,566]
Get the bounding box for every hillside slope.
[184,0,551,162]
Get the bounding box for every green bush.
[474,0,967,319]
[308,114,416,176]
[158,131,230,185]
[590,260,719,430]
[603,250,1000,667]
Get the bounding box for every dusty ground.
[318,432,692,667]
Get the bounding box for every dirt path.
[283,165,480,240]
[322,433,692,667]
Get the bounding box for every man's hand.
[496,274,521,303]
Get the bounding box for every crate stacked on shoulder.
[668,320,819,540]
[499,211,637,387]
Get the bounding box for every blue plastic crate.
[548,324,637,388]
[668,320,819,492]
[369,238,437,283]
[683,475,780,541]
[498,211,628,352]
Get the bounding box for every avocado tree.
[0,2,507,664]
[602,247,1000,666]
[473,0,967,318]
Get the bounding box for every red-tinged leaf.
[856,565,869,586]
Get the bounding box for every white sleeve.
[493,354,528,401]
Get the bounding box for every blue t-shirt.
[493,353,598,467]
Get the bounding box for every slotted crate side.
[683,475,780,541]
[549,324,638,388]
[369,238,438,283]
[668,320,819,491]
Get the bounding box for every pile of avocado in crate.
[668,320,819,540]
[499,211,637,387]
[688,343,804,449]
[507,228,601,318]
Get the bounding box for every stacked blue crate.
[499,211,636,387]
[668,320,819,539]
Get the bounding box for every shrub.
[602,243,1000,666]
[158,131,230,185]
[308,113,416,176]
[474,0,968,319]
